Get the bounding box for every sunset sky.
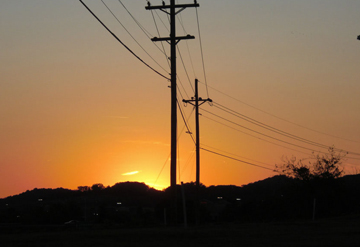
[1,0,360,198]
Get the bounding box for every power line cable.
[154,7,170,32]
[101,0,168,73]
[201,114,312,156]
[150,5,193,98]
[185,37,197,79]
[177,46,195,93]
[154,6,195,95]
[153,102,195,189]
[152,97,195,188]
[118,0,169,56]
[181,147,196,179]
[200,143,274,168]
[195,7,209,98]
[177,78,191,102]
[118,0,153,38]
[212,102,360,157]
[213,102,329,150]
[177,99,196,144]
[201,109,329,155]
[177,11,197,79]
[153,153,170,190]
[179,77,191,99]
[79,0,170,80]
[150,9,171,69]
[199,81,359,144]
[201,148,275,172]
[201,109,360,160]
[149,2,195,96]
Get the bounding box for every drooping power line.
[201,148,275,171]
[79,0,170,80]
[195,7,209,98]
[200,81,359,144]
[101,0,168,74]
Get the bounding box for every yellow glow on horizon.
[144,182,167,191]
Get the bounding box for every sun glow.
[122,171,140,176]
[144,182,167,191]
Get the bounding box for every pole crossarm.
[152,35,195,44]
[145,3,200,15]
[183,97,212,106]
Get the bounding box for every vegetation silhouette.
[1,168,360,230]
[274,147,350,220]
[275,147,345,181]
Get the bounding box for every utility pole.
[146,0,199,224]
[183,79,212,224]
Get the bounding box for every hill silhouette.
[1,175,360,228]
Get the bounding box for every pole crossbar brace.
[151,35,195,44]
[145,3,199,10]
[183,98,212,106]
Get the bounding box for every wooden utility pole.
[183,79,212,224]
[146,0,199,224]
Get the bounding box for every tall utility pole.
[183,79,212,224]
[145,1,199,192]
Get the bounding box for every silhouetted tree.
[275,147,346,181]
[78,186,90,192]
[275,147,347,220]
[91,183,105,192]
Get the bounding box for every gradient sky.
[1,0,360,198]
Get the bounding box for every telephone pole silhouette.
[146,1,199,224]
[183,79,212,224]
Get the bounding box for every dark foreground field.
[2,216,360,247]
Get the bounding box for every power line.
[201,114,312,156]
[201,148,275,172]
[150,9,171,69]
[152,99,195,188]
[200,143,274,168]
[79,0,170,80]
[118,0,153,38]
[201,108,329,154]
[201,109,360,160]
[177,11,197,79]
[177,77,191,102]
[181,147,196,180]
[154,7,170,32]
[101,0,168,73]
[150,5,194,98]
[213,102,330,150]
[152,153,170,190]
[177,99,196,144]
[119,0,170,57]
[200,81,360,144]
[212,101,360,157]
[195,7,209,98]
[151,5,194,94]
[177,46,194,93]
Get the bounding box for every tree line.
[1,148,359,228]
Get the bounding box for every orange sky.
[1,0,360,198]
